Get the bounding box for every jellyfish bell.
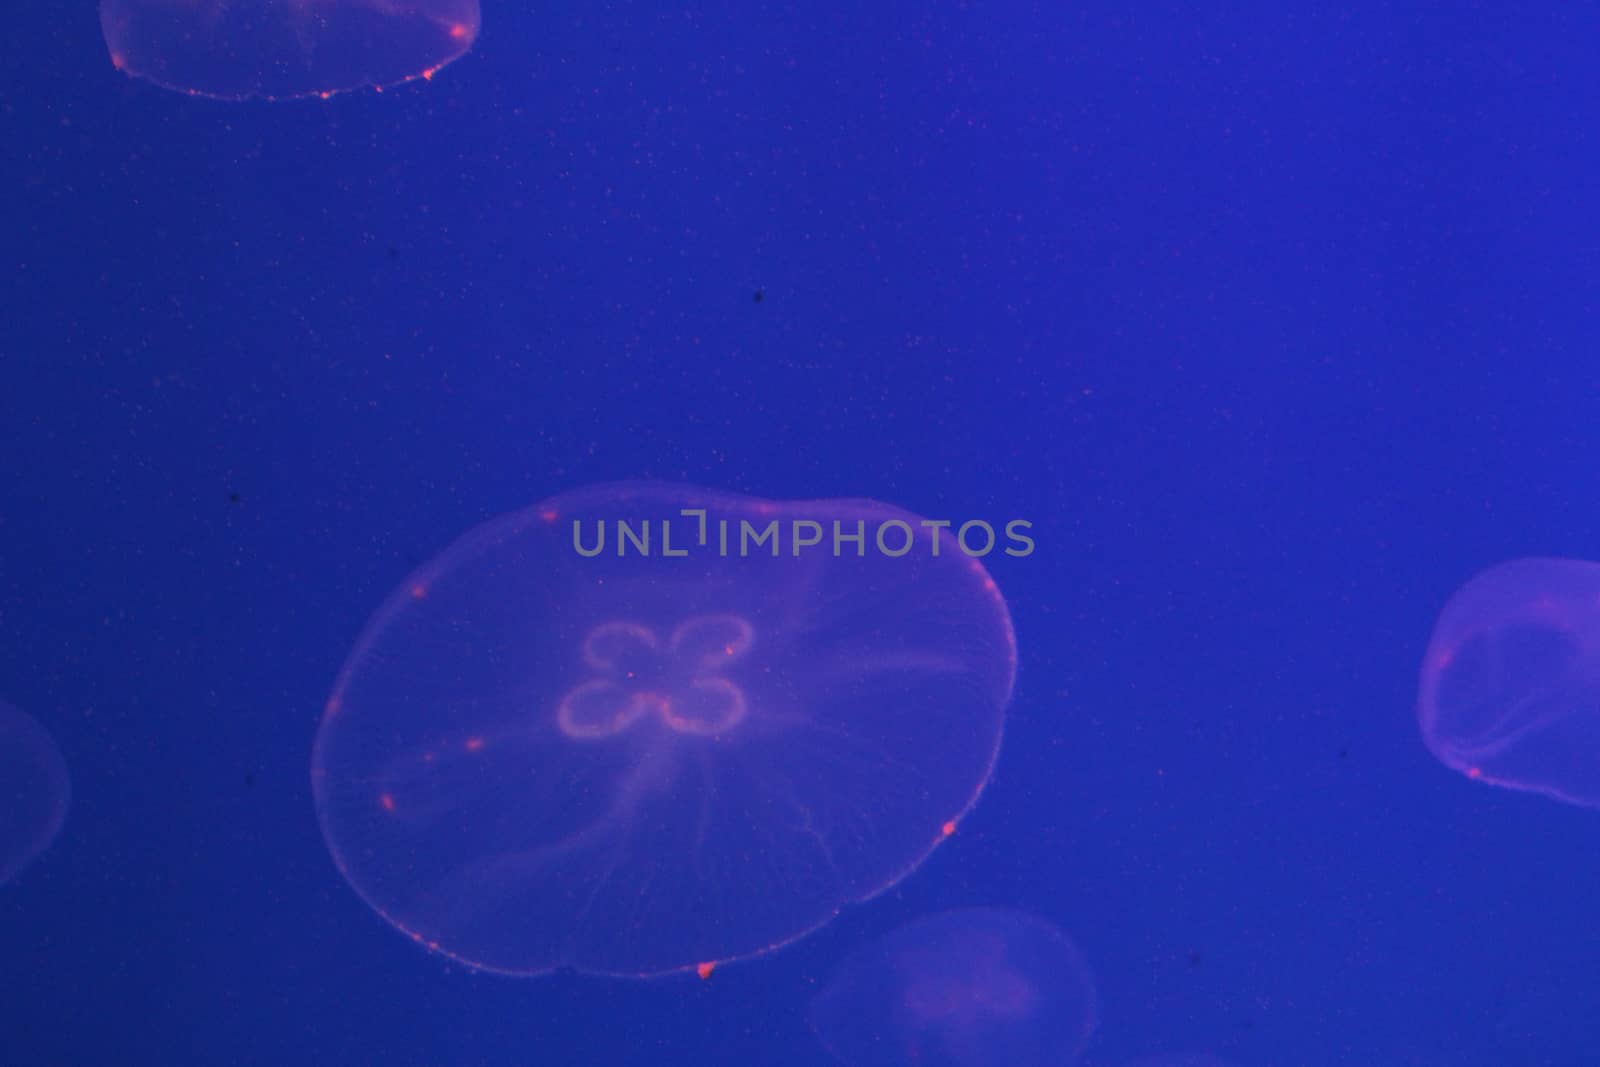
[99,0,481,101]
[1419,557,1600,808]
[811,908,1098,1067]
[312,483,1016,976]
[0,701,71,886]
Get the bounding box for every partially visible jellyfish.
[99,0,481,100]
[810,908,1097,1067]
[1122,1057,1241,1067]
[1419,558,1600,807]
[0,701,70,885]
[313,483,1016,976]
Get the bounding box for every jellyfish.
[312,482,1016,976]
[1419,557,1600,808]
[810,908,1097,1067]
[0,700,70,885]
[99,0,480,100]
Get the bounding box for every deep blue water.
[5,4,1600,1065]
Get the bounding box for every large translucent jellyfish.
[313,483,1016,976]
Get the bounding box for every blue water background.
[4,5,1599,1065]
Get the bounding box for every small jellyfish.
[1419,558,1600,807]
[810,908,1097,1067]
[312,483,1016,976]
[0,701,70,885]
[99,0,481,100]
